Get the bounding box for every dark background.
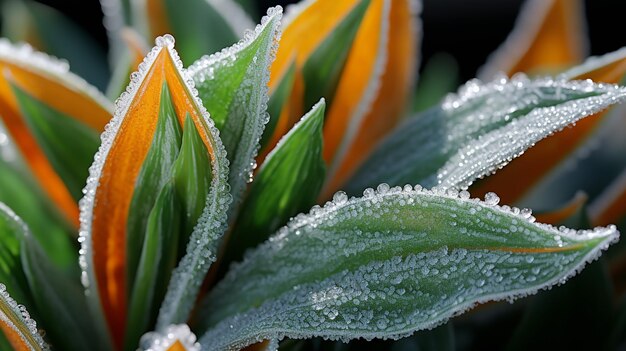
[29,0,625,81]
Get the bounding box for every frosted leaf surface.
[0,204,49,351]
[346,75,626,194]
[196,185,618,350]
[78,34,231,333]
[139,324,200,351]
[188,7,282,209]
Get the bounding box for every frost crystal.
[139,324,200,351]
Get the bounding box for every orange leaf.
[324,0,417,194]
[472,49,626,205]
[79,36,218,350]
[479,0,586,79]
[0,39,112,227]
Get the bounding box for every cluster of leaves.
[0,0,625,350]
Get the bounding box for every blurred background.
[4,0,623,82]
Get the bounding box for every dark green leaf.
[412,53,459,113]
[261,61,296,151]
[302,0,370,110]
[219,99,326,275]
[126,81,182,288]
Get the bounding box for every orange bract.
[90,47,215,349]
[0,319,35,351]
[167,340,187,351]
[0,53,111,227]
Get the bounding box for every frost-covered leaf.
[196,185,618,350]
[473,48,626,206]
[135,0,253,65]
[478,0,587,80]
[79,35,230,349]
[0,38,112,227]
[188,7,282,207]
[221,99,326,268]
[345,76,626,196]
[0,204,48,351]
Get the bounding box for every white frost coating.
[207,0,256,38]
[188,6,283,208]
[139,324,200,351]
[0,204,49,351]
[0,38,114,113]
[560,46,626,81]
[77,33,231,334]
[324,0,392,189]
[346,74,626,195]
[197,185,618,350]
[477,0,588,81]
[436,76,626,190]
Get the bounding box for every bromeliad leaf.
[188,7,282,207]
[196,186,618,350]
[345,76,626,195]
[79,35,230,349]
[221,99,326,268]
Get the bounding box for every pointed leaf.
[126,82,182,288]
[188,7,282,206]
[345,76,626,196]
[8,78,101,201]
[323,0,418,195]
[301,0,370,110]
[220,99,326,269]
[79,35,230,349]
[136,0,253,64]
[126,182,181,350]
[197,185,618,350]
[0,204,48,351]
[473,48,626,205]
[0,38,112,226]
[478,0,587,80]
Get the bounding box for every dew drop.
[484,192,500,206]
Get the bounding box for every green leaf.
[345,76,626,195]
[188,7,282,207]
[301,0,370,110]
[0,203,33,313]
[0,129,76,270]
[218,99,326,275]
[21,228,109,351]
[2,0,110,90]
[126,182,181,351]
[261,60,296,151]
[0,204,50,351]
[9,79,101,202]
[412,53,459,113]
[196,185,618,350]
[171,114,213,251]
[126,82,182,288]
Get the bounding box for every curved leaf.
[345,76,626,195]
[188,7,282,207]
[197,185,618,350]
